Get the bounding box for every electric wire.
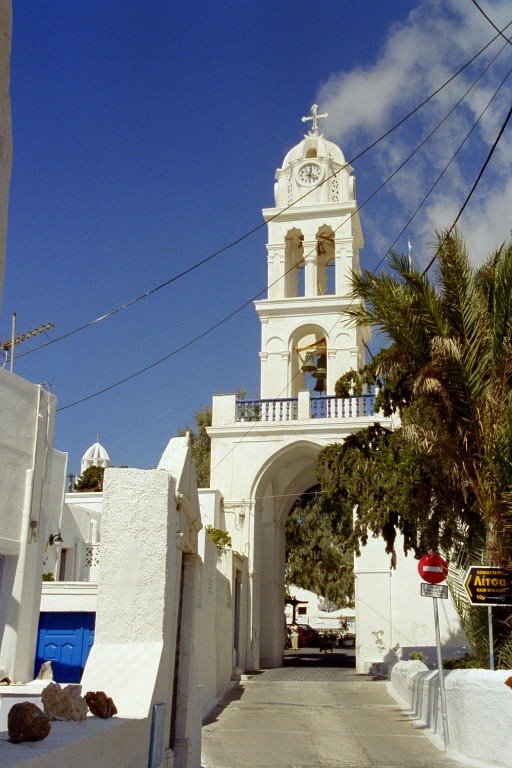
[470,0,512,44]
[421,102,512,275]
[18,19,512,360]
[57,53,512,412]
[382,45,512,261]
[211,13,512,494]
[209,67,512,474]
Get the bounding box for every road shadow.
[202,682,245,725]
[283,647,356,668]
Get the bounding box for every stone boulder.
[85,690,117,718]
[41,682,88,721]
[8,701,51,743]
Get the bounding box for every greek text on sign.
[421,583,448,599]
[464,566,512,606]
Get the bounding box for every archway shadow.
[281,647,355,668]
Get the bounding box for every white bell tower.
[209,107,389,673]
[256,105,367,399]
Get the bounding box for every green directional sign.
[464,566,512,606]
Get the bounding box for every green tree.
[74,465,105,492]
[179,405,212,488]
[181,390,247,488]
[341,230,512,566]
[285,488,354,608]
[313,424,482,571]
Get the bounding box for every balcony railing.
[237,398,298,422]
[310,395,376,419]
[235,394,376,423]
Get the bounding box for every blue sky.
[2,1,511,475]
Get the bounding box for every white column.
[326,348,337,395]
[266,245,281,299]
[280,351,290,396]
[297,390,310,420]
[303,244,317,296]
[335,243,350,295]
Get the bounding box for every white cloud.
[317,0,512,266]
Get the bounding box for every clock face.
[298,162,322,185]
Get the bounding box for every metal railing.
[235,394,376,423]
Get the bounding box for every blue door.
[35,612,95,683]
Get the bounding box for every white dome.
[273,129,353,209]
[81,441,111,473]
[281,132,345,170]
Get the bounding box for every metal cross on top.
[301,104,328,133]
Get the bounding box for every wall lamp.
[48,532,64,546]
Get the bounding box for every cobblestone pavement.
[251,647,359,682]
[202,649,471,768]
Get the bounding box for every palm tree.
[347,231,512,566]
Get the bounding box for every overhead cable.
[470,0,512,45]
[382,46,512,261]
[422,102,512,275]
[21,20,512,359]
[58,55,512,412]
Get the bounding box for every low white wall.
[0,713,148,768]
[40,582,97,613]
[390,660,512,767]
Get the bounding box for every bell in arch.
[311,354,327,380]
[313,378,326,392]
[301,354,316,373]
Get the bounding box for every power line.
[383,45,512,261]
[58,53,512,413]
[21,20,512,360]
[470,0,512,45]
[422,102,512,275]
[209,68,512,474]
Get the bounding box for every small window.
[58,549,67,581]
[298,606,307,616]
[306,148,317,158]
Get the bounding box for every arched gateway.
[208,107,390,670]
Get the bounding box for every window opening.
[316,231,335,296]
[284,231,304,298]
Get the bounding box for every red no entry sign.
[418,552,448,585]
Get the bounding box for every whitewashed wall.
[0,370,61,682]
[355,535,467,674]
[58,492,103,581]
[195,489,249,716]
[390,660,512,767]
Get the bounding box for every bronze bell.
[301,354,316,373]
[313,378,326,392]
[311,366,327,379]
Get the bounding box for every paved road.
[202,650,470,768]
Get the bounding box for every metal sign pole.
[488,606,495,671]
[433,597,450,751]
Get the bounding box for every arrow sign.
[418,552,448,585]
[464,566,512,606]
